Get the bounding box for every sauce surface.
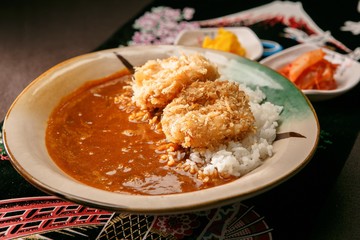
[46,70,228,195]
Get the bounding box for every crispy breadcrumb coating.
[161,80,255,149]
[132,54,220,110]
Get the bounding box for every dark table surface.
[1,0,359,239]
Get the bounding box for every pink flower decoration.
[128,6,199,46]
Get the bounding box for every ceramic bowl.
[3,45,319,214]
[260,43,360,101]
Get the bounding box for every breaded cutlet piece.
[161,80,255,149]
[132,54,220,110]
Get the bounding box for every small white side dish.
[174,27,263,60]
[260,43,360,101]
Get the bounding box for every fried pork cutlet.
[132,54,219,110]
[161,80,255,149]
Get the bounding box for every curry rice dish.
[46,54,282,195]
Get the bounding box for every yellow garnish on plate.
[202,28,246,57]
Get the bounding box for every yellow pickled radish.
[202,28,246,57]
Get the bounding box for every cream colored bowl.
[3,45,319,214]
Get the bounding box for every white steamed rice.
[186,84,283,178]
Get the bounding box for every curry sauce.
[46,70,230,195]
